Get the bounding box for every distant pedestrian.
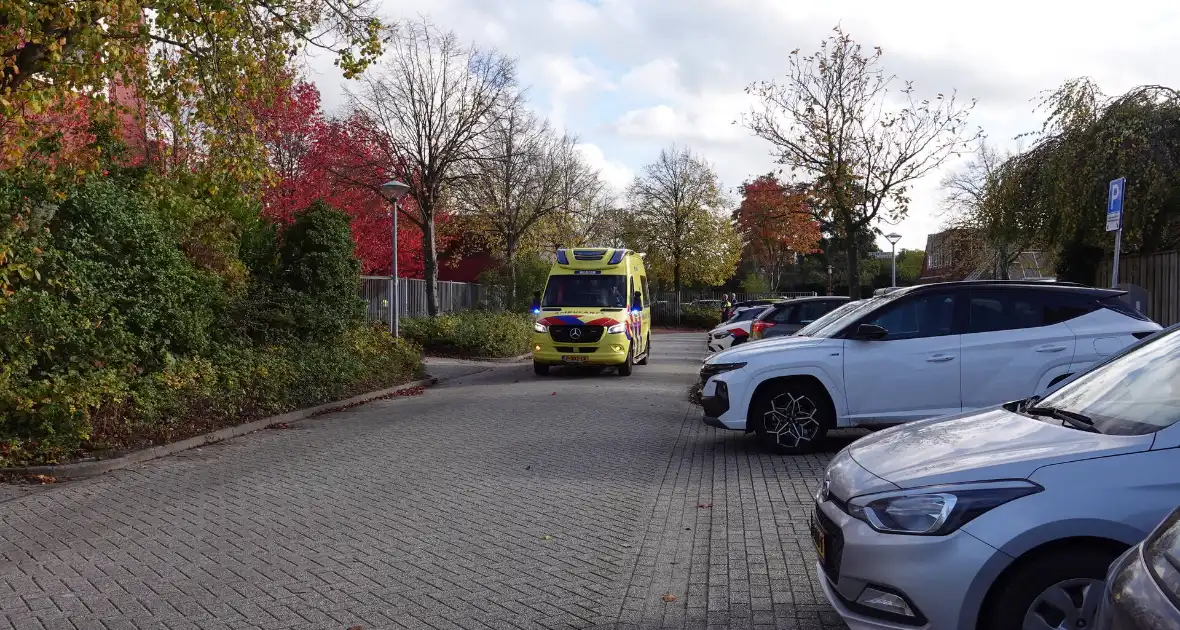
[721,294,733,321]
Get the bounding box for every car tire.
[617,344,634,376]
[533,362,549,376]
[750,379,831,454]
[637,335,650,365]
[981,546,1119,630]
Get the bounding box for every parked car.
[699,280,1160,453]
[706,306,772,352]
[811,323,1180,630]
[750,296,850,340]
[1096,505,1180,630]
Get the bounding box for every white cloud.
[619,58,680,96]
[575,143,634,192]
[306,0,1180,252]
[533,54,614,132]
[548,0,598,28]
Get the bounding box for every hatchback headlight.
[533,322,548,333]
[847,480,1042,536]
[1143,507,1180,600]
[607,323,627,334]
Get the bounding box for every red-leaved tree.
[253,81,459,277]
[736,174,822,291]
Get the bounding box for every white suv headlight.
[846,480,1042,536]
[607,323,627,334]
[533,322,548,333]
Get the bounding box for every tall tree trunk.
[423,216,440,316]
[847,239,861,299]
[506,235,518,309]
[673,258,683,294]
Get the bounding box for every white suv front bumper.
[700,369,751,430]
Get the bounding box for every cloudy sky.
[308,0,1180,253]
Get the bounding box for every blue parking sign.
[1106,178,1125,232]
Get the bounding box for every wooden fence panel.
[1096,250,1180,326]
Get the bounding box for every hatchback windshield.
[795,298,878,338]
[542,275,627,308]
[1034,328,1180,435]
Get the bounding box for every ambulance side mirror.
[531,291,541,314]
[632,291,643,312]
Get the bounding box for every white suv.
[699,281,1161,453]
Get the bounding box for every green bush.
[79,325,422,457]
[0,170,424,466]
[680,305,723,329]
[403,311,533,358]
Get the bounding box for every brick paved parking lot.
[0,334,851,629]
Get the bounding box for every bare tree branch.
[742,25,981,297]
[343,18,516,314]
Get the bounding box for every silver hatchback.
[812,326,1180,630]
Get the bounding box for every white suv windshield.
[795,298,880,338]
[1036,328,1180,435]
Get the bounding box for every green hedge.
[403,311,533,358]
[680,305,723,330]
[0,170,423,466]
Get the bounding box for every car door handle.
[1034,345,1068,353]
[926,354,956,362]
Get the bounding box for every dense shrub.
[0,169,423,466]
[403,311,533,358]
[277,201,365,337]
[680,305,723,329]
[76,327,422,461]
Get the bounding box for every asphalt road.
[0,333,851,630]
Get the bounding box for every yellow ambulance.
[530,247,652,376]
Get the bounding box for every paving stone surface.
[0,334,851,629]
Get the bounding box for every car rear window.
[966,289,1103,333]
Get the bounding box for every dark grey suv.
[749,296,849,340]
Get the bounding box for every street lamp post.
[826,264,834,296]
[885,232,902,288]
[381,179,411,336]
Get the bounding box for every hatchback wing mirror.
[854,323,889,341]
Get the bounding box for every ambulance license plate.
[562,355,586,363]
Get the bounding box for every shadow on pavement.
[703,427,872,456]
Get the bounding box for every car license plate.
[810,513,826,562]
[561,355,586,363]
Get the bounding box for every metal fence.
[650,290,819,325]
[1096,250,1180,326]
[360,276,505,322]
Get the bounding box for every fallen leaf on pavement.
[541,535,554,540]
[662,593,677,602]
[267,422,290,429]
[346,626,363,630]
[697,503,712,509]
